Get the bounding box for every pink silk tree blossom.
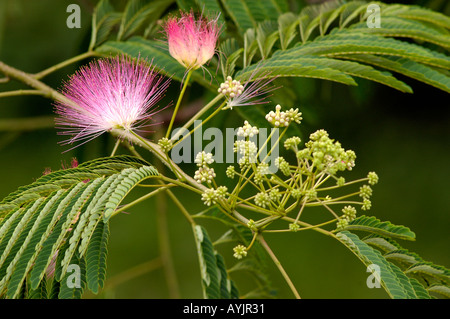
[54,55,170,148]
[164,11,221,71]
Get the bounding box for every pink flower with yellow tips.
[54,55,170,149]
[164,11,221,71]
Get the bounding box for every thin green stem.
[0,89,47,98]
[246,231,259,250]
[0,60,88,115]
[263,219,337,233]
[166,70,192,139]
[111,128,207,192]
[257,234,301,299]
[128,129,184,180]
[154,147,181,300]
[0,115,54,131]
[159,175,204,195]
[110,139,121,157]
[111,183,174,217]
[166,188,195,225]
[170,93,223,142]
[102,257,163,293]
[33,51,95,79]
[171,100,226,149]
[317,178,369,192]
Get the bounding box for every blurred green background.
[0,0,449,299]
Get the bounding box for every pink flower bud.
[164,11,220,70]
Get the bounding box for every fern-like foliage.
[337,216,450,299]
[0,156,158,299]
[92,0,450,94]
[193,225,239,299]
[193,207,273,298]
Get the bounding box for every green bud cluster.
[359,185,373,199]
[265,104,302,127]
[255,192,271,208]
[192,116,377,251]
[233,244,248,259]
[247,219,258,231]
[275,157,291,176]
[367,171,379,185]
[336,176,346,186]
[201,186,228,206]
[342,205,357,221]
[284,136,301,151]
[226,165,236,179]
[362,198,372,211]
[289,223,300,232]
[336,218,349,230]
[158,137,173,153]
[303,129,356,174]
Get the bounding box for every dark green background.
[0,0,448,298]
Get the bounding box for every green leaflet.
[236,57,357,86]
[27,277,47,299]
[221,0,257,32]
[117,0,173,41]
[58,255,87,299]
[409,277,431,299]
[342,215,416,241]
[0,199,46,297]
[5,191,65,298]
[176,0,197,11]
[88,0,122,51]
[336,55,450,93]
[336,231,419,299]
[237,54,412,92]
[363,234,449,298]
[195,0,226,25]
[86,221,109,294]
[427,285,450,299]
[405,262,450,285]
[28,182,89,290]
[215,252,239,299]
[193,207,271,298]
[278,12,299,50]
[348,17,450,49]
[287,30,450,70]
[0,156,158,298]
[380,3,450,29]
[193,225,239,299]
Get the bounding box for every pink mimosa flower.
[164,11,221,71]
[54,55,170,149]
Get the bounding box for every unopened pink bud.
[164,11,220,70]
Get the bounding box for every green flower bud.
[336,218,349,230]
[158,137,173,153]
[342,205,357,221]
[233,245,248,259]
[247,219,258,231]
[289,223,300,232]
[269,188,281,202]
[361,198,372,210]
[226,165,236,179]
[291,188,302,199]
[336,176,346,187]
[275,157,291,176]
[367,171,379,185]
[255,192,270,208]
[284,136,301,151]
[359,185,373,199]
